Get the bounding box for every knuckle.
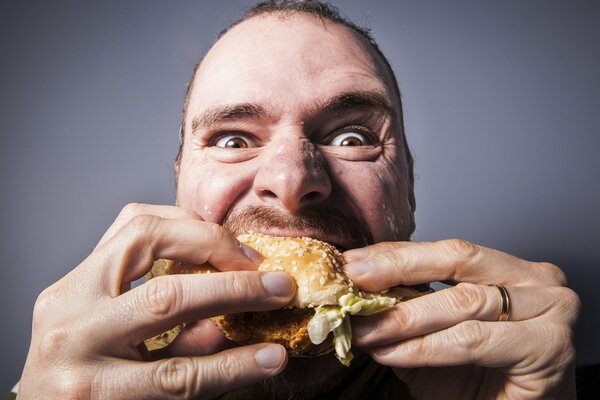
[449,283,487,315]
[125,214,161,238]
[38,326,73,361]
[552,287,581,325]
[391,305,415,332]
[375,250,407,272]
[214,355,243,385]
[141,277,183,319]
[182,208,202,220]
[221,272,255,300]
[33,287,59,327]
[205,221,226,242]
[536,262,568,286]
[119,202,144,221]
[154,357,199,399]
[454,320,489,355]
[406,337,432,360]
[441,238,479,260]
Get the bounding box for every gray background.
[1,0,598,393]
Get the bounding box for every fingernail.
[262,272,295,297]
[255,345,286,369]
[344,259,372,277]
[240,242,264,264]
[353,318,378,339]
[343,247,370,262]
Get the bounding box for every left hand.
[343,239,580,400]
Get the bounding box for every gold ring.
[494,285,511,321]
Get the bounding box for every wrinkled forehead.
[186,13,398,121]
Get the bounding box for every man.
[17,1,580,399]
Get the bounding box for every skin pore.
[175,12,413,397]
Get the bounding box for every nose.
[254,138,331,213]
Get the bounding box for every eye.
[213,134,254,149]
[329,131,372,146]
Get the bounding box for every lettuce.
[307,293,398,366]
[307,306,343,345]
[339,293,397,316]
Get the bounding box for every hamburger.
[146,232,426,366]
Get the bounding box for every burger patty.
[212,309,316,356]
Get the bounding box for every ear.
[174,125,184,176]
[406,139,416,211]
[174,154,181,176]
[406,151,416,237]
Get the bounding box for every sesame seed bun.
[163,232,352,356]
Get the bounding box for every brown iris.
[223,137,248,148]
[340,136,364,146]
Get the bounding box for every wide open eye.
[214,134,254,149]
[329,131,371,147]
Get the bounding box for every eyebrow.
[316,90,394,117]
[190,90,393,132]
[191,103,267,132]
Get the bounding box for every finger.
[343,239,567,291]
[152,319,234,358]
[83,216,263,296]
[97,203,204,248]
[92,271,295,348]
[107,344,287,399]
[368,319,569,370]
[353,283,574,348]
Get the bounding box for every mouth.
[222,205,373,251]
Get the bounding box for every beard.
[218,205,373,398]
[223,205,373,250]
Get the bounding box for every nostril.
[303,191,321,201]
[260,189,278,199]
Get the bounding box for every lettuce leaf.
[339,293,397,316]
[333,315,353,366]
[307,306,344,345]
[307,292,397,366]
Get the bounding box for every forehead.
[187,13,390,118]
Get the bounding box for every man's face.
[177,13,413,249]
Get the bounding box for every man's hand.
[344,239,580,400]
[19,204,295,399]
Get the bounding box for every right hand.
[18,203,296,399]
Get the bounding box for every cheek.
[331,156,411,242]
[176,156,254,223]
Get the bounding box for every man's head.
[176,1,416,248]
[173,1,416,396]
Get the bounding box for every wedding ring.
[494,285,511,321]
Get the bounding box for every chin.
[227,352,371,400]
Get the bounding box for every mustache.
[222,205,373,249]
